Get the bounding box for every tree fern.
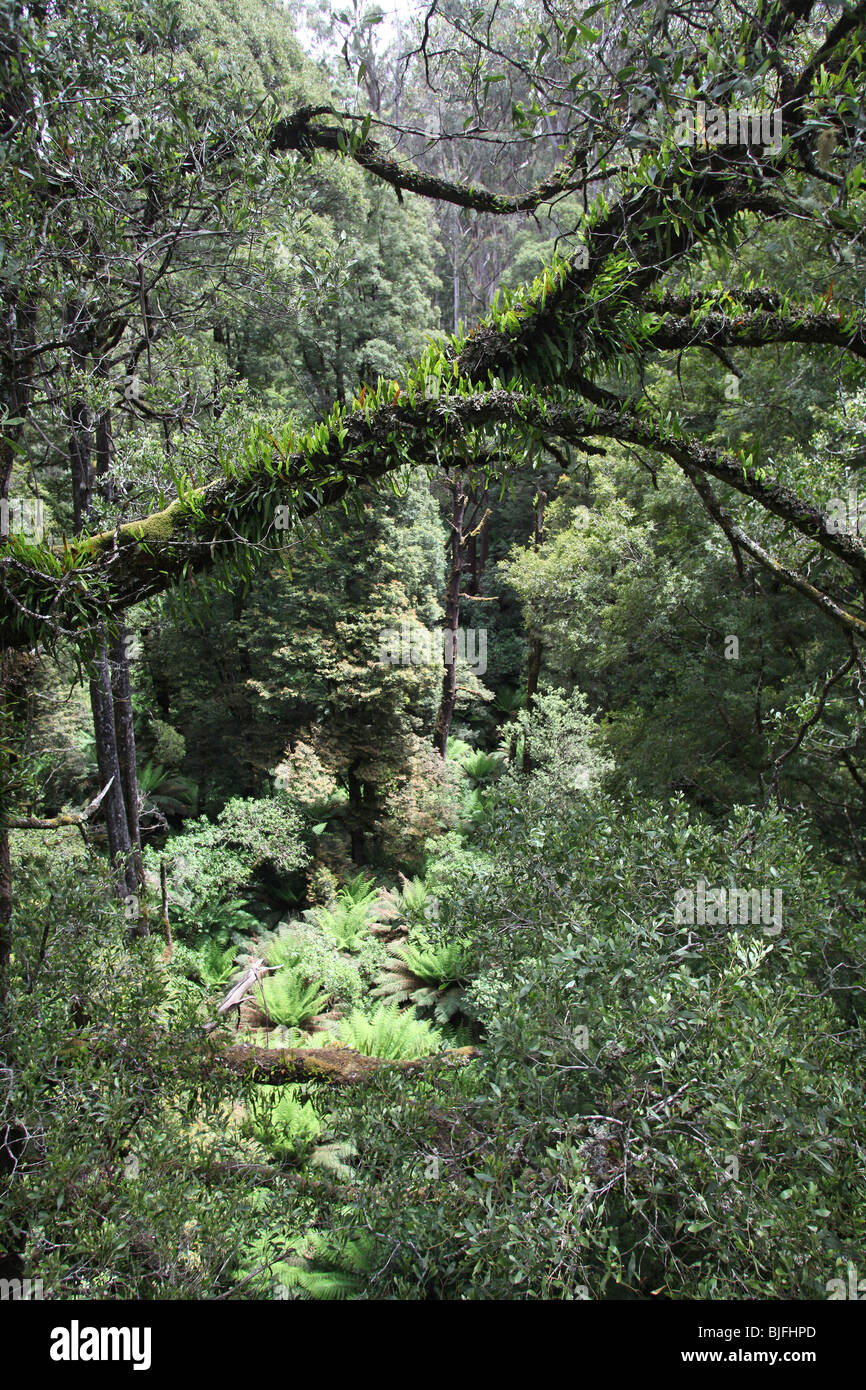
[337,1000,443,1058]
[397,874,429,921]
[375,937,470,996]
[459,750,505,787]
[310,899,373,953]
[374,938,472,1024]
[337,871,378,908]
[265,933,304,971]
[395,938,471,987]
[308,1137,356,1180]
[273,1232,378,1300]
[259,968,330,1027]
[194,938,240,987]
[137,760,198,818]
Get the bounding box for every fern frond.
[259,968,330,1027]
[337,1000,444,1059]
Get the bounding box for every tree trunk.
[89,635,137,897]
[521,492,547,774]
[70,393,143,909]
[69,397,93,532]
[346,766,366,864]
[109,622,145,917]
[0,281,37,990]
[0,692,12,999]
[434,480,467,759]
[217,1041,479,1086]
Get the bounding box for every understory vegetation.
[2,0,865,1302]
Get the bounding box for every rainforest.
[1,0,865,1312]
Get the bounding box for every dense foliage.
[2,0,865,1303]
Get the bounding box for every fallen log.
[55,1025,480,1088]
[215,1042,480,1086]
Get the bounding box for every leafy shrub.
[2,860,300,1298]
[264,922,369,1009]
[143,794,309,925]
[321,783,866,1299]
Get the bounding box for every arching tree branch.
[271,105,590,213]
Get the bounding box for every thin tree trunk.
[110,622,145,921]
[89,635,137,896]
[0,283,36,989]
[346,766,366,865]
[451,209,461,333]
[69,397,93,532]
[0,670,12,999]
[521,492,547,774]
[434,480,467,759]
[71,392,143,909]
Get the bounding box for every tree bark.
[434,479,467,759]
[522,491,546,774]
[69,397,93,533]
[109,622,144,904]
[346,765,366,864]
[89,635,137,897]
[216,1041,479,1086]
[71,391,143,909]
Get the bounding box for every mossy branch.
[215,1042,479,1086]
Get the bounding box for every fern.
[173,897,259,950]
[337,871,378,908]
[445,735,474,762]
[246,1025,306,1049]
[244,1087,321,1162]
[194,938,239,987]
[374,938,472,1024]
[259,968,330,1027]
[459,750,505,787]
[308,1138,356,1179]
[273,1232,378,1300]
[263,922,370,1010]
[311,899,373,953]
[460,786,489,827]
[394,937,470,988]
[398,874,429,920]
[337,1000,443,1058]
[265,933,304,971]
[137,759,198,817]
[493,687,525,715]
